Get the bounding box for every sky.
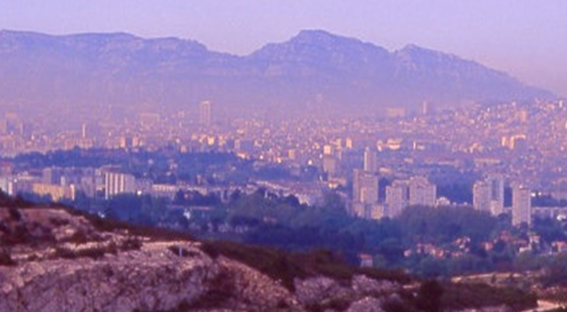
[1,0,566,96]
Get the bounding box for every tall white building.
[104,172,136,199]
[473,175,504,216]
[199,100,212,126]
[473,181,491,213]
[363,147,377,173]
[352,169,379,218]
[385,176,436,218]
[512,184,532,227]
[488,175,505,215]
[408,176,436,207]
[385,181,409,218]
[322,155,337,177]
[352,169,378,205]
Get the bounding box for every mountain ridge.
[0,29,554,119]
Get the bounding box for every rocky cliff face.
[0,207,533,312]
[0,240,304,312]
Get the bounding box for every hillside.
[0,29,553,120]
[0,202,538,312]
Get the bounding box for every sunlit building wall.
[104,172,136,199]
[512,184,532,227]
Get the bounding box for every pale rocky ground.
[0,241,305,312]
[0,208,532,312]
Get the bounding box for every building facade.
[385,176,436,218]
[200,100,212,126]
[473,175,504,216]
[104,172,136,199]
[512,184,532,226]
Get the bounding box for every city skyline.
[1,1,566,96]
[3,1,567,306]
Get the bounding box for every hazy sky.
[1,0,566,96]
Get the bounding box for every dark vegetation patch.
[200,239,411,291]
[186,267,235,310]
[0,248,16,266]
[306,297,352,312]
[52,237,143,261]
[132,299,192,312]
[66,229,90,244]
[382,295,419,312]
[119,237,143,251]
[0,192,34,209]
[48,217,70,227]
[54,245,108,260]
[441,282,537,311]
[0,214,56,247]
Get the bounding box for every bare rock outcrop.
[0,242,214,312]
[0,241,304,312]
[293,275,402,312]
[346,297,385,312]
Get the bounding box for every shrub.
[416,280,444,312]
[441,282,537,311]
[49,217,70,227]
[68,229,89,244]
[187,268,234,309]
[383,297,417,312]
[8,207,21,221]
[75,246,106,259]
[357,267,412,284]
[120,237,143,251]
[54,247,77,259]
[54,245,107,260]
[0,249,16,266]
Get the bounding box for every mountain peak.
[400,43,428,51]
[294,29,340,40]
[250,29,390,68]
[397,44,451,58]
[395,43,472,71]
[289,29,369,48]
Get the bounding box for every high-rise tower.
[363,147,376,173]
[385,176,436,218]
[488,175,505,216]
[104,172,136,199]
[200,100,212,126]
[352,169,378,205]
[473,175,504,216]
[512,184,531,227]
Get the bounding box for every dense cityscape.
[2,98,567,270]
[1,2,567,309]
[3,98,567,201]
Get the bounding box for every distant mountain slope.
[0,29,553,119]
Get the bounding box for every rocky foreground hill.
[0,204,537,312]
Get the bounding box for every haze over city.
[2,2,567,312]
